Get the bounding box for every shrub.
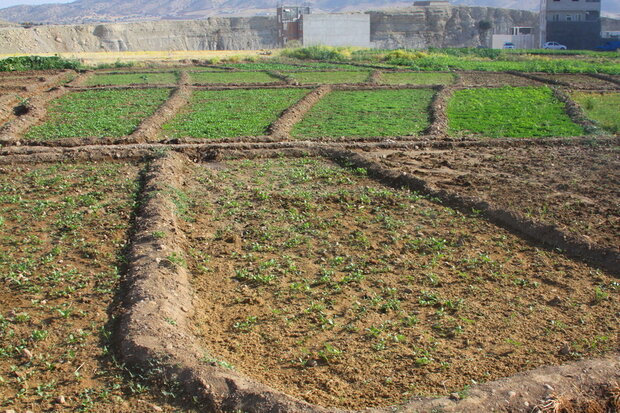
[0,55,81,71]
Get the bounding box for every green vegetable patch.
[85,72,179,86]
[380,72,456,85]
[293,89,434,139]
[571,92,620,134]
[161,88,308,139]
[287,71,371,84]
[188,71,279,84]
[25,88,171,140]
[447,86,585,138]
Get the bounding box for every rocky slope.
[0,5,542,53]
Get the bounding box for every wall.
[302,14,370,47]
[492,34,536,49]
[546,20,601,48]
[547,0,601,13]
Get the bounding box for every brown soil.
[365,144,620,254]
[458,72,541,87]
[0,161,191,412]
[182,157,619,410]
[131,85,192,142]
[536,74,620,90]
[268,86,331,140]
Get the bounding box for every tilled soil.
[366,144,620,253]
[534,74,620,90]
[0,161,191,412]
[458,72,541,87]
[182,157,619,410]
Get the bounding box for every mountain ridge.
[0,0,617,24]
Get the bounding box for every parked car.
[543,41,568,50]
[594,41,620,51]
[503,42,515,49]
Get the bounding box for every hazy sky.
[1,0,75,7]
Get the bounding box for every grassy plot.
[287,71,370,84]
[380,72,455,85]
[571,92,620,133]
[85,72,179,86]
[25,88,171,140]
[188,71,279,84]
[184,157,618,409]
[218,62,309,71]
[0,162,185,412]
[293,89,433,138]
[447,86,585,138]
[161,88,308,139]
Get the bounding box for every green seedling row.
[293,89,434,138]
[161,88,309,139]
[25,88,171,140]
[188,71,279,84]
[447,86,585,138]
[85,72,179,86]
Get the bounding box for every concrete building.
[276,5,311,46]
[413,1,450,6]
[541,0,602,49]
[302,14,371,47]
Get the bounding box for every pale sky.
[0,0,75,7]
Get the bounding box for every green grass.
[161,88,308,139]
[447,86,585,138]
[293,89,434,138]
[572,92,620,133]
[0,55,81,72]
[381,72,455,85]
[85,72,178,86]
[218,62,308,71]
[287,71,370,84]
[188,71,279,84]
[25,88,170,140]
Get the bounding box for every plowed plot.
[287,71,370,84]
[369,144,619,252]
[292,89,433,139]
[571,92,620,133]
[183,158,619,410]
[85,72,179,86]
[458,72,539,87]
[188,71,279,84]
[0,162,180,411]
[24,88,171,141]
[380,72,455,85]
[448,86,585,138]
[161,88,308,139]
[535,74,618,89]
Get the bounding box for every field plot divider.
[586,73,620,87]
[551,87,601,134]
[320,148,620,275]
[369,70,382,85]
[130,84,192,143]
[268,85,332,140]
[118,152,338,413]
[425,85,451,138]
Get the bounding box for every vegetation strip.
[320,148,620,275]
[571,92,620,134]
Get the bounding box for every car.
[594,41,620,51]
[503,42,515,49]
[543,41,567,50]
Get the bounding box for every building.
[413,1,450,6]
[492,27,537,49]
[541,0,602,49]
[302,14,371,47]
[276,5,311,47]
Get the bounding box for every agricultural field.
[380,72,455,85]
[287,71,371,84]
[183,157,618,409]
[161,88,308,139]
[447,86,585,138]
[0,162,187,412]
[188,71,279,84]
[85,72,179,86]
[24,88,171,141]
[571,92,620,133]
[292,89,434,139]
[0,55,618,413]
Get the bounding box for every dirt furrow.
[268,85,332,140]
[552,87,601,134]
[131,86,192,142]
[425,85,452,138]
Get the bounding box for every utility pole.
[540,0,547,47]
